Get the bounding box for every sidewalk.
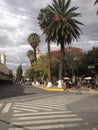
[32,84,98,94]
[66,87,98,94]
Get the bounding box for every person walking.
[76,81,82,94]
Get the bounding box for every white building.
[0,53,13,81]
[0,53,6,66]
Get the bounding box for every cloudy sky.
[0,0,98,72]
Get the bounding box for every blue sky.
[0,0,98,72]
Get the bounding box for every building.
[0,53,13,82]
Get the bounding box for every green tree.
[28,33,40,61]
[27,50,34,65]
[38,7,52,82]
[77,47,98,77]
[39,0,83,80]
[31,61,48,82]
[25,67,34,81]
[16,64,23,82]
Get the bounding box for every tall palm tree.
[94,0,98,14]
[94,0,98,4]
[27,50,35,65]
[38,8,52,82]
[28,33,40,61]
[38,0,83,81]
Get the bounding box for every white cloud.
[0,0,98,72]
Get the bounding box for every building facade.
[0,53,13,82]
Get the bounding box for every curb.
[32,84,98,94]
[32,84,64,92]
[66,89,98,94]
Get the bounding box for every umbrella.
[84,77,92,80]
[63,77,70,80]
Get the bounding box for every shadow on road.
[0,83,36,99]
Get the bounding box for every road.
[0,83,98,130]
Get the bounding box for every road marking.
[0,103,3,108]
[15,102,66,110]
[9,94,87,130]
[12,110,72,116]
[9,128,23,130]
[14,104,53,111]
[1,103,12,113]
[11,118,83,125]
[9,123,80,130]
[26,123,80,129]
[11,114,77,121]
[13,110,22,113]
[12,106,38,112]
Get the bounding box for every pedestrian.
[63,81,66,90]
[76,81,82,94]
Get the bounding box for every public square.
[0,84,98,130]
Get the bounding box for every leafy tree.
[27,50,35,65]
[38,0,83,80]
[37,54,47,63]
[50,46,84,77]
[28,33,40,61]
[87,47,98,76]
[16,64,23,82]
[77,47,98,77]
[25,67,34,81]
[64,46,85,77]
[31,61,48,82]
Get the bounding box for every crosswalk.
[0,102,12,114]
[8,94,87,130]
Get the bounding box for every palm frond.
[94,0,98,5]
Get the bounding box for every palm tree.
[27,50,35,65]
[94,0,98,4]
[94,0,98,14]
[28,33,40,61]
[38,8,52,83]
[38,0,83,81]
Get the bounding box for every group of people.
[64,77,98,94]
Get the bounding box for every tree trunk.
[34,48,37,61]
[47,42,52,82]
[59,43,65,80]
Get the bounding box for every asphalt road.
[0,83,98,130]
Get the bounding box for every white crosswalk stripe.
[9,94,86,130]
[0,103,3,109]
[12,110,72,116]
[9,123,80,130]
[0,103,12,114]
[11,113,78,121]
